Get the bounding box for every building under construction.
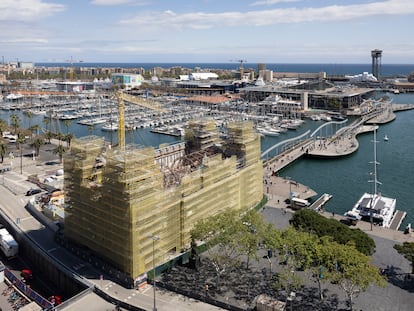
[63,120,263,284]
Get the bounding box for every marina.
[1,90,414,231]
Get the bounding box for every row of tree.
[0,113,72,165]
[190,209,385,310]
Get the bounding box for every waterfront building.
[111,73,144,90]
[242,83,374,112]
[260,94,307,118]
[56,81,95,93]
[63,121,263,285]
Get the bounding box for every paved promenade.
[264,177,414,311]
[265,176,414,243]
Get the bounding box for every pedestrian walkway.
[265,177,414,244]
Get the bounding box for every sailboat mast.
[371,127,381,195]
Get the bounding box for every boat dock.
[389,210,407,231]
[309,193,332,211]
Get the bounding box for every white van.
[291,198,310,210]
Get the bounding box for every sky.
[1,0,414,64]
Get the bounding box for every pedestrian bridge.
[261,119,349,160]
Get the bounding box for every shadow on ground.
[160,259,350,311]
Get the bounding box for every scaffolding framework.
[63,121,263,282]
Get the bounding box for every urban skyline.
[1,0,414,64]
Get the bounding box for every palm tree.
[64,133,74,148]
[53,144,66,163]
[0,141,7,163]
[56,132,65,146]
[0,119,8,136]
[32,137,44,157]
[28,124,40,139]
[9,114,20,134]
[63,120,72,134]
[42,117,51,132]
[87,124,94,133]
[17,133,26,175]
[26,111,34,131]
[45,131,53,144]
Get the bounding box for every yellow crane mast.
[116,90,166,150]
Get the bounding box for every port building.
[111,73,144,90]
[63,120,263,285]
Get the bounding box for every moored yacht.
[346,193,396,228]
[345,127,396,228]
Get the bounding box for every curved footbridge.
[262,104,398,172]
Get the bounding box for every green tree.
[290,209,375,255]
[324,241,385,311]
[238,210,268,269]
[271,228,307,304]
[191,209,243,287]
[394,242,414,274]
[53,144,66,163]
[0,141,7,163]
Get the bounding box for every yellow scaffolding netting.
[63,121,263,280]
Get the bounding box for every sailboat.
[384,134,389,141]
[345,127,396,228]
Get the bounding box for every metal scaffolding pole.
[149,234,160,311]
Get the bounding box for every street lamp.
[286,176,292,200]
[148,234,160,311]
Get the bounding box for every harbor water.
[1,92,413,229]
[279,92,414,229]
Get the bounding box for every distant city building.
[259,70,273,82]
[111,73,144,90]
[188,72,218,80]
[18,62,34,69]
[56,81,94,92]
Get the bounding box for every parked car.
[21,269,33,280]
[25,189,42,196]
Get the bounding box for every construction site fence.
[253,195,268,212]
[54,232,135,289]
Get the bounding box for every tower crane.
[230,59,247,79]
[65,57,83,81]
[115,90,166,150]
